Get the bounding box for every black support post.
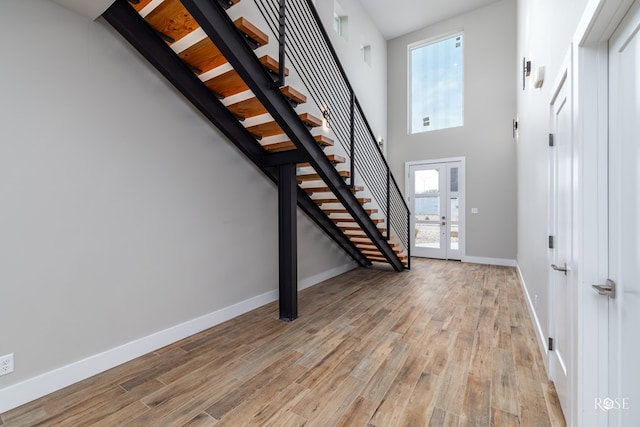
[278,163,298,321]
[271,0,287,88]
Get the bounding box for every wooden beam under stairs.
[262,135,332,152]
[227,87,306,119]
[247,113,320,139]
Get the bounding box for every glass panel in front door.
[415,196,441,249]
[414,169,440,194]
[450,197,459,251]
[414,168,442,251]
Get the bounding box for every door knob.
[551,263,568,275]
[592,279,616,299]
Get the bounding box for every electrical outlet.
[0,354,14,376]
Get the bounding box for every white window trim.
[407,30,465,134]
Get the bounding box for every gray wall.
[386,0,518,260]
[515,0,589,357]
[0,0,356,391]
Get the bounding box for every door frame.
[405,157,466,261]
[574,0,635,425]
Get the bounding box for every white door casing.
[549,61,574,425]
[607,1,640,424]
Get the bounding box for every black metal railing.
[255,0,410,264]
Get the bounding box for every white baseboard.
[516,263,549,370]
[462,256,517,267]
[0,262,355,414]
[299,262,356,291]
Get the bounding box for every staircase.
[103,0,410,318]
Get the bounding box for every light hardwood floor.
[0,259,565,426]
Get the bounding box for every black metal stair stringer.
[180,0,405,271]
[102,0,369,268]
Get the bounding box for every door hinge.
[548,235,554,249]
[549,133,555,147]
[548,337,554,351]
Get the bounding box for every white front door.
[549,66,573,423]
[606,2,640,424]
[407,160,464,260]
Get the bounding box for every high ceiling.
[357,0,502,39]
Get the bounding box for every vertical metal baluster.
[386,168,391,241]
[350,92,355,188]
[407,210,411,269]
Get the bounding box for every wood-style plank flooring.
[0,259,566,426]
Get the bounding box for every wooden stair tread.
[303,185,362,193]
[298,113,322,127]
[308,134,333,147]
[262,135,332,153]
[351,238,399,248]
[227,97,267,119]
[366,253,408,261]
[247,113,321,139]
[340,227,388,234]
[281,86,307,104]
[332,217,384,224]
[325,208,377,215]
[369,256,408,265]
[204,56,284,98]
[129,0,154,12]
[178,37,226,74]
[227,86,306,119]
[356,244,404,255]
[298,154,345,167]
[258,55,290,76]
[204,69,247,98]
[178,18,265,75]
[234,17,269,48]
[145,0,199,44]
[297,170,350,182]
[313,197,370,204]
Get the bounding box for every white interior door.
[606,2,640,424]
[549,68,573,422]
[408,160,464,260]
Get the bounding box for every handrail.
[254,0,410,261]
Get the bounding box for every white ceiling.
[356,0,502,39]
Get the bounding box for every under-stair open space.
[0,259,565,426]
[113,0,411,274]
